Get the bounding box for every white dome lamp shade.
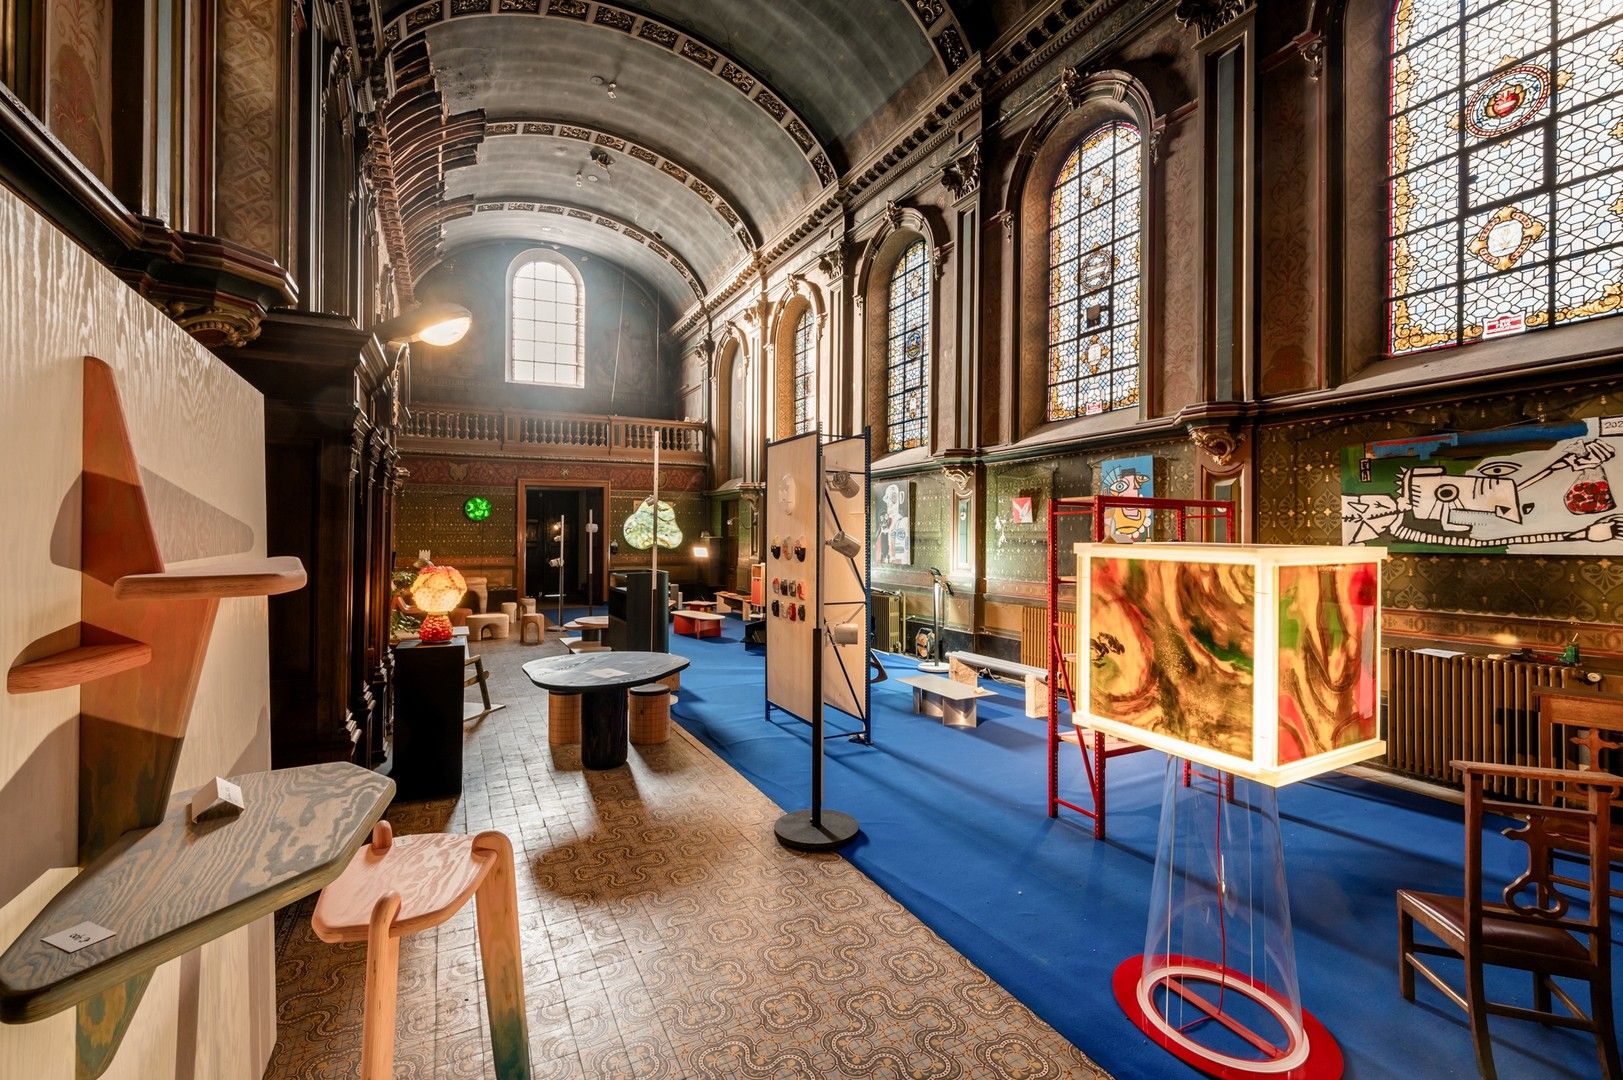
[372,301,473,347]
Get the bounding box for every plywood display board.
[820,436,869,722]
[765,433,819,721]
[1076,543,1388,787]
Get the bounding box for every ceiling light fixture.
[607,81,617,99]
[575,171,583,187]
[371,300,473,348]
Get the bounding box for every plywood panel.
[765,434,819,721]
[821,436,868,722]
[0,183,274,1078]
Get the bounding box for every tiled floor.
[269,635,1107,1079]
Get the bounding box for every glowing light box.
[1076,543,1388,787]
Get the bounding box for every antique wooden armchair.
[1535,688,1623,898]
[1397,760,1621,1080]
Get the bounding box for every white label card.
[591,667,630,679]
[44,921,115,954]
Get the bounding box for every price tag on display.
[43,921,115,954]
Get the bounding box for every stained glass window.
[792,308,816,434]
[886,239,930,452]
[510,253,584,386]
[1389,2,1623,354]
[1047,121,1142,420]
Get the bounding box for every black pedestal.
[774,809,860,852]
[580,687,630,769]
[390,640,466,799]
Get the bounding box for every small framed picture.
[1010,495,1034,525]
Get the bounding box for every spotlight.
[826,469,861,499]
[827,530,861,559]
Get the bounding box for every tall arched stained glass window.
[1048,121,1142,420]
[1389,2,1623,354]
[792,308,816,434]
[886,239,930,452]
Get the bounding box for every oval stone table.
[522,651,690,769]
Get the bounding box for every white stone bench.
[946,651,1049,718]
[900,674,997,729]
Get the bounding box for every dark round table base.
[774,809,860,852]
[580,688,630,769]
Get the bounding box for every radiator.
[1383,647,1576,799]
[1026,605,1078,693]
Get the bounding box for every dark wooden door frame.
[515,479,611,604]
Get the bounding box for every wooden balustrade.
[400,404,706,464]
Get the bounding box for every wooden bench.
[715,591,763,619]
[465,613,509,641]
[900,674,997,729]
[947,651,1049,718]
[673,609,725,638]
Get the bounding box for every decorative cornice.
[379,0,836,186]
[895,0,974,75]
[461,197,707,297]
[481,116,758,251]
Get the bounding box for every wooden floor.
[268,635,1106,1079]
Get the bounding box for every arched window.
[509,251,584,386]
[1047,120,1142,420]
[885,238,930,452]
[1388,2,1623,354]
[791,308,816,434]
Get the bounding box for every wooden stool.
[629,683,670,745]
[520,611,546,645]
[520,596,537,614]
[659,671,681,699]
[549,691,581,746]
[466,613,509,640]
[312,823,529,1080]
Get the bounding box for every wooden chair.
[1535,688,1623,898]
[1397,760,1622,1080]
[312,822,530,1080]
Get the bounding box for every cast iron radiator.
[1382,647,1576,799]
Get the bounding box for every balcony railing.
[400,404,706,464]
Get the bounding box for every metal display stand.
[765,430,872,852]
[1045,495,1234,839]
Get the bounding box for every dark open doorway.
[520,483,607,608]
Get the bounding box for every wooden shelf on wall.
[6,641,153,695]
[112,556,307,601]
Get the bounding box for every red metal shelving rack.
[1045,494,1235,838]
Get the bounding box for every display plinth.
[1113,762,1342,1079]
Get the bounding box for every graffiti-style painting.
[1089,557,1256,760]
[1276,563,1379,764]
[1099,455,1154,542]
[876,481,912,566]
[1340,417,1623,554]
[1010,495,1033,524]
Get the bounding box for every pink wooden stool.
[311,822,530,1079]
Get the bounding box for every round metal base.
[916,661,950,673]
[774,809,860,852]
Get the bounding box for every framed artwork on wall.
[953,492,973,570]
[876,480,912,565]
[1010,495,1033,525]
[1099,454,1155,542]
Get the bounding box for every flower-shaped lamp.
[409,564,467,643]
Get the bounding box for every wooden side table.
[312,823,529,1080]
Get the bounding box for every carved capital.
[988,209,1014,244]
[932,241,954,281]
[164,299,262,349]
[817,244,845,280]
[1300,36,1326,81]
[1188,424,1246,469]
[942,465,973,497]
[941,141,981,202]
[884,199,904,230]
[1059,65,1087,110]
[1174,0,1253,38]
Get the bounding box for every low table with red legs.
[673,609,725,638]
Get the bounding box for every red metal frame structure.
[1046,495,1236,838]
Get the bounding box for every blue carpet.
[630,612,1614,1078]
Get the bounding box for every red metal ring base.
[1113,955,1343,1080]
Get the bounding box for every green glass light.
[463,496,492,522]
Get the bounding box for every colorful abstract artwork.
[876,481,912,565]
[1099,454,1154,541]
[1340,416,1623,553]
[1276,563,1380,765]
[1010,495,1033,524]
[621,498,682,550]
[1387,1,1623,354]
[1088,557,1257,761]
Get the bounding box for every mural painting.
[1340,417,1623,554]
[1099,455,1154,542]
[876,480,912,565]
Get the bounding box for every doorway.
[518,483,607,608]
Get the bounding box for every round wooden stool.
[549,690,582,746]
[629,683,670,745]
[311,823,530,1080]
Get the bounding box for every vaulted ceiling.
[340,0,976,314]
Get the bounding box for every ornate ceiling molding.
[460,197,707,298]
[481,116,760,251]
[896,0,972,74]
[378,0,836,187]
[368,37,487,299]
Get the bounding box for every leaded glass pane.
[885,239,930,452]
[510,256,585,386]
[1388,1,1623,354]
[791,309,816,435]
[1046,120,1142,421]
